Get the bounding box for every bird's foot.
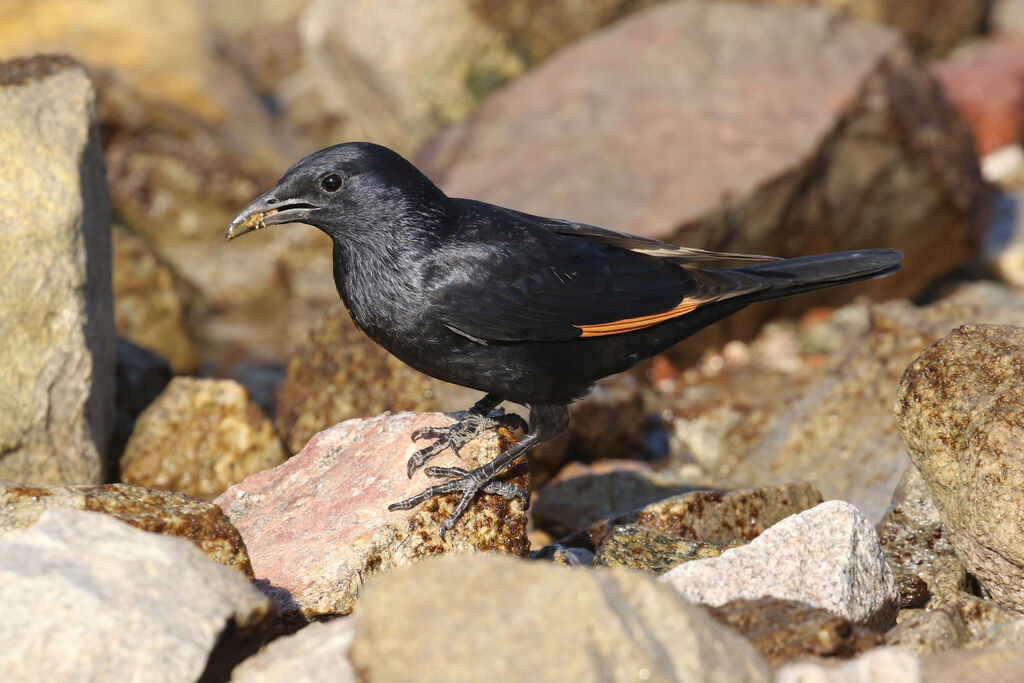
[405,411,526,478]
[388,464,529,541]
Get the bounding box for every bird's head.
[225,142,448,242]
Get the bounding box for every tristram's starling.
[227,142,901,538]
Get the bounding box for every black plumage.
[227,142,902,538]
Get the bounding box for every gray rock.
[0,55,114,485]
[0,509,272,682]
[777,646,923,683]
[661,501,898,629]
[216,412,530,623]
[421,1,986,357]
[232,617,357,683]
[349,553,771,682]
[897,323,1024,612]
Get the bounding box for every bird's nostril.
[267,197,277,205]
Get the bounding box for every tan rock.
[121,377,286,501]
[0,55,114,485]
[0,479,253,577]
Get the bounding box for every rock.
[0,509,272,682]
[897,324,1024,613]
[661,501,898,629]
[121,377,286,501]
[111,224,200,373]
[991,0,1024,34]
[216,412,530,623]
[777,646,922,683]
[704,597,884,667]
[111,338,172,464]
[274,307,478,454]
[970,616,1024,649]
[0,55,114,486]
[0,480,253,576]
[232,617,357,683]
[947,593,1021,639]
[737,0,986,57]
[876,466,967,609]
[932,37,1024,156]
[895,575,931,609]
[531,462,699,537]
[349,553,771,682]
[886,609,968,655]
[667,283,1024,522]
[983,191,1024,287]
[593,524,745,574]
[421,1,986,357]
[921,646,1024,683]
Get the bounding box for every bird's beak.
[225,189,318,241]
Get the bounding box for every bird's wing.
[511,210,782,265]
[432,234,767,344]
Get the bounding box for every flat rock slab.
[661,500,898,630]
[216,412,530,622]
[0,509,272,682]
[897,323,1024,613]
[349,553,771,682]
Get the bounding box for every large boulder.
[0,56,114,485]
[420,1,988,357]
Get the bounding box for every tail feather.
[732,249,902,304]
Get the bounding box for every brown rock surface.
[111,224,200,373]
[704,597,884,666]
[274,307,478,454]
[0,480,253,577]
[216,412,530,622]
[666,283,1024,521]
[421,1,986,358]
[121,377,286,501]
[0,55,114,485]
[349,554,771,681]
[897,323,1024,613]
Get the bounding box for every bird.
[226,142,902,539]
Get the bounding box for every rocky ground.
[4,1,1024,681]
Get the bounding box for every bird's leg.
[390,404,569,539]
[405,393,525,478]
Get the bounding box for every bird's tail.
[732,248,903,303]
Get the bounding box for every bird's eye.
[321,173,343,192]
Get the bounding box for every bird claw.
[388,465,529,541]
[405,412,507,478]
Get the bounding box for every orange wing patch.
[574,297,703,337]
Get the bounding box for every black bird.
[226,142,902,538]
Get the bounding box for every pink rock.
[216,412,529,621]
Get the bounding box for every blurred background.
[5,0,1024,526]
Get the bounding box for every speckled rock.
[421,1,986,358]
[778,646,922,683]
[662,501,898,629]
[876,466,967,608]
[531,463,699,537]
[349,554,771,682]
[0,509,272,682]
[111,224,199,373]
[895,574,931,609]
[216,412,530,624]
[231,617,357,683]
[0,479,253,577]
[897,323,1024,613]
[274,307,478,454]
[886,608,968,655]
[704,597,884,667]
[585,482,823,549]
[0,55,114,486]
[667,283,1024,522]
[121,377,286,501]
[593,524,745,574]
